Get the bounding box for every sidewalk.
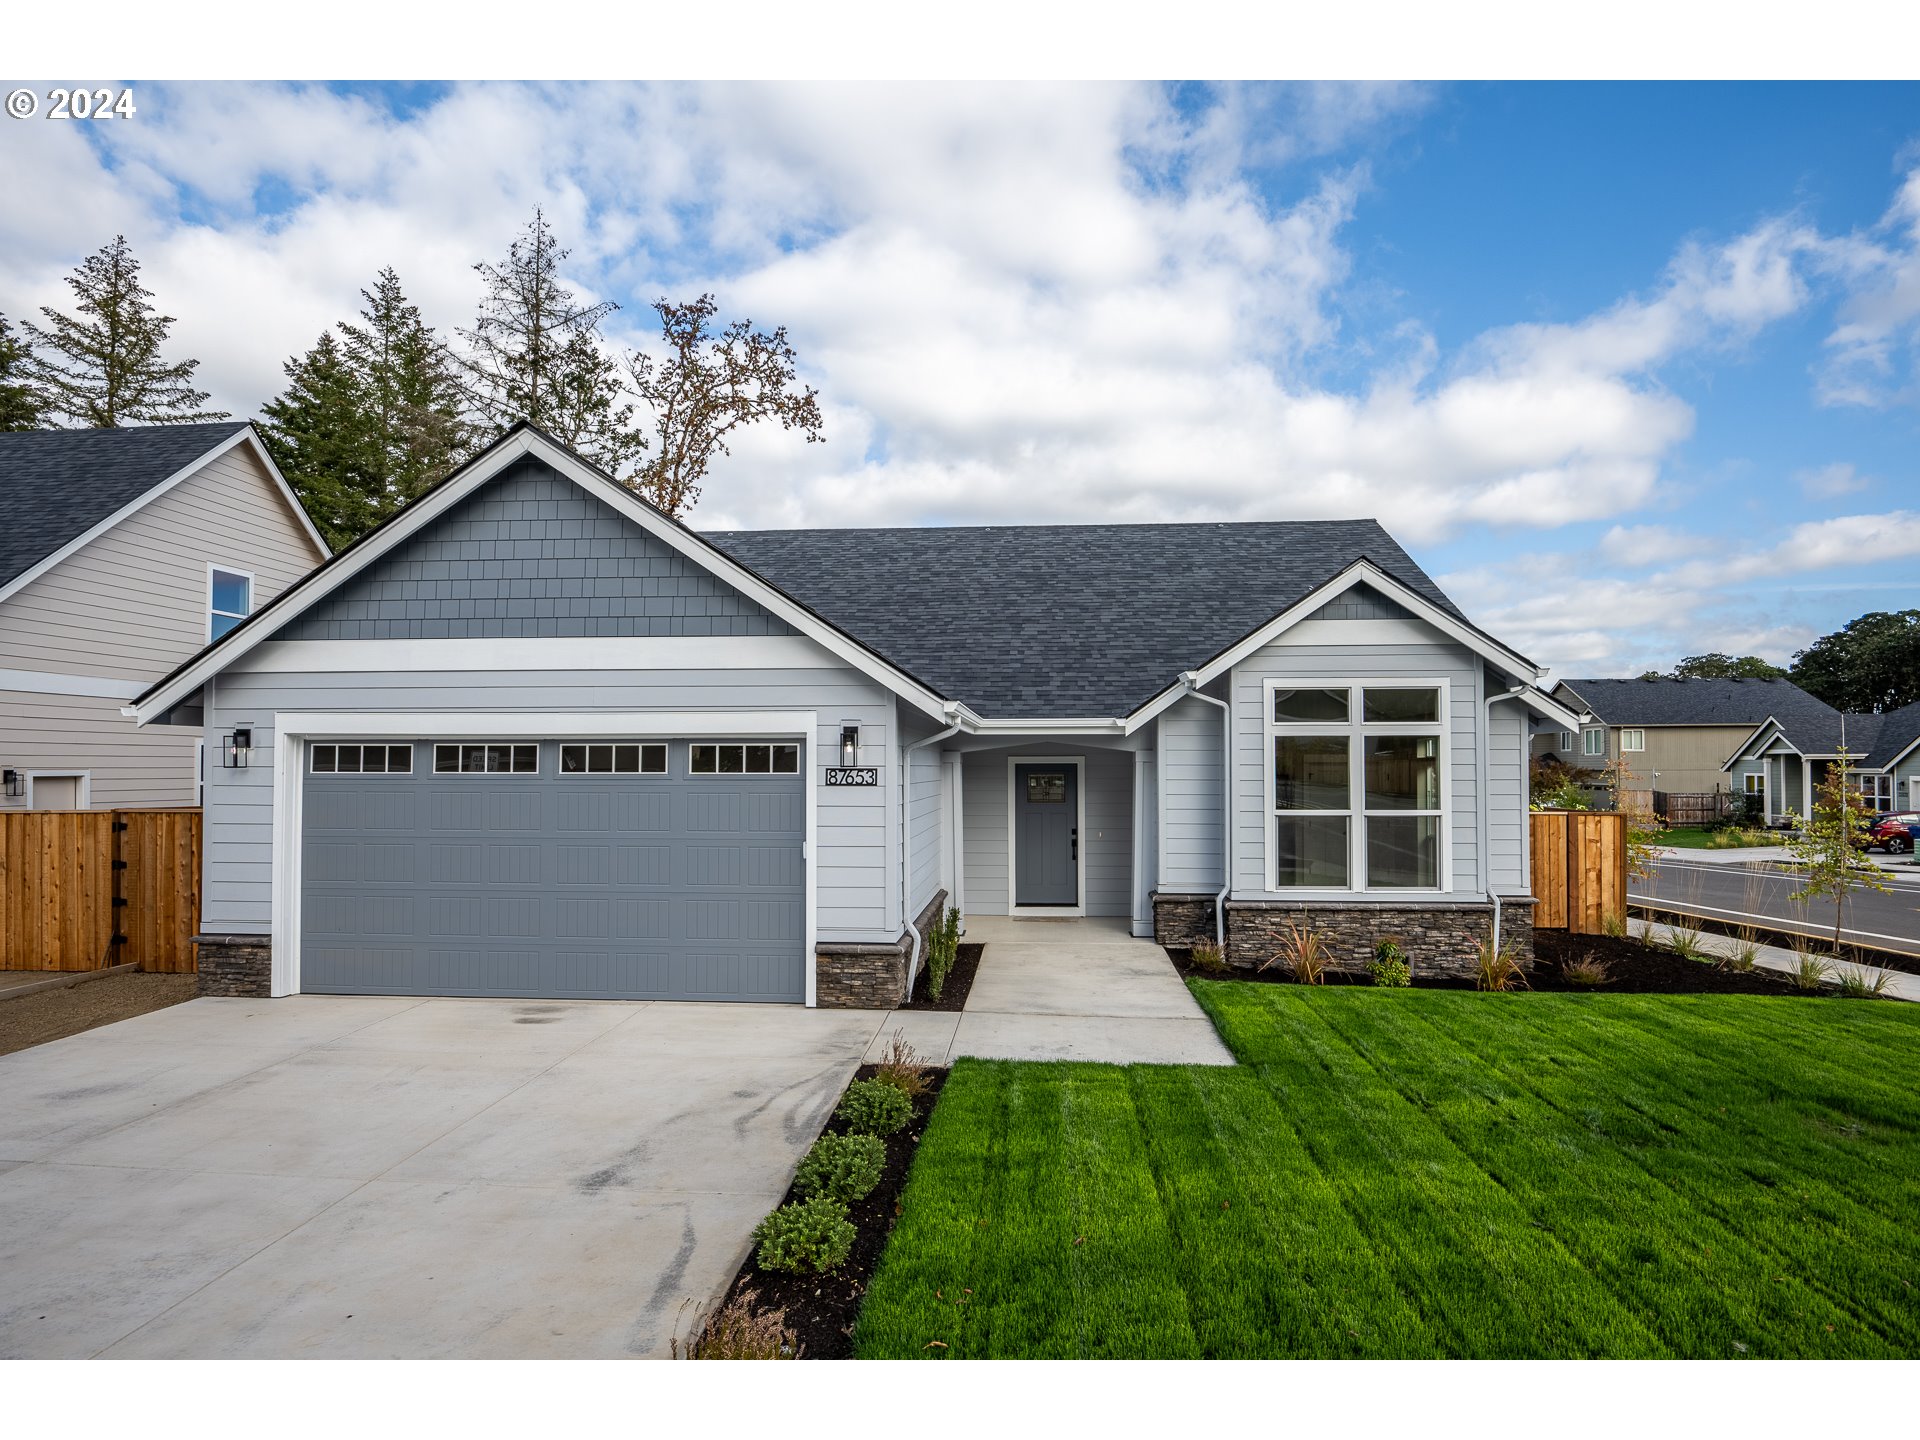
[1630,917,1920,1003]
[1652,845,1920,881]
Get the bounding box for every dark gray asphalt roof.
[0,423,252,589]
[1860,701,1920,768]
[1557,676,1838,730]
[710,519,1470,718]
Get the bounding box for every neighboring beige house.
[1,423,328,812]
[1531,676,1841,798]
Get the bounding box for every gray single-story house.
[1723,698,1920,825]
[131,424,1578,1006]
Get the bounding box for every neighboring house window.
[1849,772,1893,811]
[1558,730,1575,751]
[1620,729,1646,752]
[1266,682,1446,891]
[1582,727,1606,756]
[312,743,414,774]
[559,743,667,774]
[208,566,252,641]
[1743,773,1765,796]
[434,743,537,774]
[689,743,800,775]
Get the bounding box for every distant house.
[1723,700,1920,825]
[1,424,328,812]
[1532,676,1840,798]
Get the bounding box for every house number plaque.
[825,767,879,786]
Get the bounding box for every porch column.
[1802,757,1814,821]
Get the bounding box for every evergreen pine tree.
[24,236,228,426]
[0,313,49,430]
[459,210,644,477]
[339,267,468,507]
[259,330,381,548]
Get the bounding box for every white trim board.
[23,771,91,810]
[1005,754,1087,917]
[0,668,147,700]
[235,634,843,674]
[267,709,819,1005]
[0,427,327,611]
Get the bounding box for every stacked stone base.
[1152,892,1535,981]
[814,888,948,1009]
[195,935,273,997]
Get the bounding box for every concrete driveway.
[0,994,890,1359]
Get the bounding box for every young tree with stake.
[1784,750,1891,958]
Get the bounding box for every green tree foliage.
[23,236,227,426]
[260,270,467,547]
[459,209,643,477]
[1638,653,1788,682]
[626,293,824,518]
[0,313,49,430]
[1791,611,1920,713]
[1784,752,1891,957]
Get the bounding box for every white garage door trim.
[270,710,819,1004]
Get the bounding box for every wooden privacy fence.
[1530,809,1627,934]
[0,809,201,973]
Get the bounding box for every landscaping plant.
[1784,751,1891,959]
[1790,948,1834,992]
[924,905,963,1000]
[752,1195,857,1275]
[1660,919,1710,964]
[1187,938,1228,974]
[1263,921,1329,984]
[1367,938,1412,988]
[675,1289,801,1359]
[1473,935,1529,991]
[1837,967,1896,1000]
[1600,908,1628,940]
[794,1131,887,1205]
[1561,954,1611,988]
[872,1030,931,1101]
[835,1077,915,1136]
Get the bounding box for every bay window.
[1267,681,1447,891]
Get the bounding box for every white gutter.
[1180,672,1232,952]
[902,704,964,993]
[1483,680,1527,956]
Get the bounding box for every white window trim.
[24,770,92,811]
[195,738,205,807]
[1261,679,1451,895]
[432,741,540,776]
[207,563,254,643]
[268,711,818,1004]
[1620,728,1646,753]
[1558,730,1575,750]
[1005,755,1087,917]
[1582,726,1607,757]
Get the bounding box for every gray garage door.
[300,737,805,1002]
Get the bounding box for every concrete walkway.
[869,915,1234,1067]
[1630,917,1920,1002]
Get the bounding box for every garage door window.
[690,742,800,775]
[560,742,667,774]
[434,743,539,775]
[311,743,413,774]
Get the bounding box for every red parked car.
[1864,812,1920,854]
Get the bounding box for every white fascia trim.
[1124,559,1544,733]
[135,429,949,727]
[0,668,146,699]
[965,714,1126,735]
[237,634,844,674]
[1723,716,1790,770]
[1507,687,1584,731]
[0,427,259,610]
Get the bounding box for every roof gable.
[1556,676,1835,729]
[272,455,795,642]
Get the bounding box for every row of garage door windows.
[308,741,804,777]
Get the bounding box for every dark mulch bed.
[708,1062,948,1359]
[899,941,983,1011]
[1168,928,1820,997]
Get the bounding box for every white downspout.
[1181,672,1232,952]
[1483,679,1527,955]
[902,704,963,994]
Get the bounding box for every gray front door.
[300,738,805,1002]
[1014,762,1078,906]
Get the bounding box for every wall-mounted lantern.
[2,768,22,798]
[222,728,253,769]
[839,724,860,767]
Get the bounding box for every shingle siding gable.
[275,458,796,641]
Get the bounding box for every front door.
[1014,762,1078,907]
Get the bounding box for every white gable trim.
[1123,559,1547,733]
[132,427,950,726]
[0,427,326,611]
[1723,716,1793,770]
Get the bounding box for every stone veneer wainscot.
[1152,894,1535,980]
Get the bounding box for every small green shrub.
[1837,967,1895,999]
[1600,909,1628,939]
[1367,939,1411,987]
[1662,922,1710,963]
[1790,949,1835,992]
[1474,936,1529,992]
[1187,938,1227,973]
[752,1196,856,1275]
[924,906,963,999]
[793,1131,886,1205]
[1718,938,1759,973]
[836,1077,914,1136]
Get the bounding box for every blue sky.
[2,80,1917,678]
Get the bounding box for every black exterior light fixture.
[839,724,860,767]
[2,769,22,798]
[222,728,253,769]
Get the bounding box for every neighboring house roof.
[1554,676,1837,730]
[0,422,326,599]
[1721,698,1920,770]
[132,423,1562,730]
[713,521,1465,718]
[1859,700,1920,769]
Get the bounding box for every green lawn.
[853,985,1920,1358]
[1659,825,1776,848]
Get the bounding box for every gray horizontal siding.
[203,663,897,940]
[961,743,1132,917]
[905,724,944,918]
[277,458,795,641]
[1158,695,1223,891]
[0,690,201,811]
[1489,702,1528,893]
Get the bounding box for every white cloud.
[1794,461,1872,499]
[1596,524,1697,568]
[1817,163,1920,407]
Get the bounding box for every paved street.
[1632,856,1920,958]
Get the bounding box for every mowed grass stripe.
[1311,993,1901,1357]
[1403,998,1920,1350]
[1125,1065,1437,1357]
[1196,984,1665,1356]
